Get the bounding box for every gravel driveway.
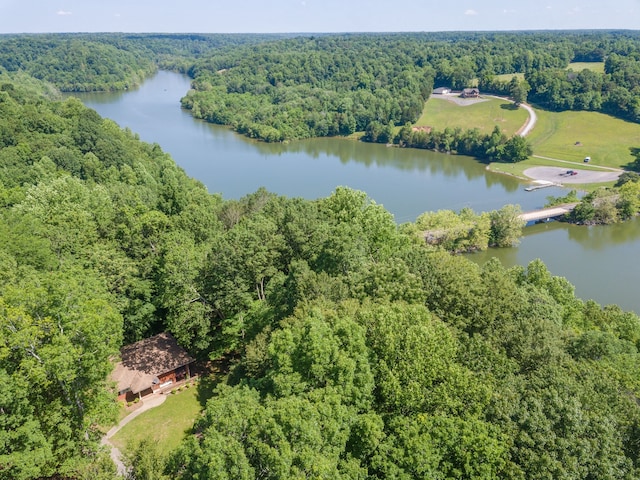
[523,166,622,184]
[429,94,490,106]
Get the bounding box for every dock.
[524,180,560,192]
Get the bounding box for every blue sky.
[0,0,639,33]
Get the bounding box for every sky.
[0,0,639,33]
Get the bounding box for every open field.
[526,108,640,168]
[417,96,528,135]
[111,387,201,454]
[494,73,525,82]
[566,61,605,73]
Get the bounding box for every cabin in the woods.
[111,332,194,402]
[461,87,480,98]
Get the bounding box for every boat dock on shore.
[525,180,560,192]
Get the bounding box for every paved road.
[431,94,624,184]
[523,166,622,184]
[518,102,537,137]
[513,103,623,184]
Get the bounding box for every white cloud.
[57,10,72,16]
[464,9,478,16]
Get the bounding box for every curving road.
[433,95,620,183]
[101,393,167,476]
[511,101,622,183]
[483,95,536,137]
[517,102,537,137]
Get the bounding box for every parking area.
[523,166,622,184]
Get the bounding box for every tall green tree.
[489,204,525,247]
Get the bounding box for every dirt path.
[101,394,168,476]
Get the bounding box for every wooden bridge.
[519,203,578,223]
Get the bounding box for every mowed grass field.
[416,97,528,136]
[526,108,640,168]
[566,61,605,73]
[494,73,525,82]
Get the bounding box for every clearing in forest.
[416,96,528,136]
[494,73,525,82]
[566,61,605,73]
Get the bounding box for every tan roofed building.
[111,332,194,401]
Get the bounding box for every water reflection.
[470,217,640,314]
[566,217,640,250]
[257,135,527,192]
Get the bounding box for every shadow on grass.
[194,355,238,408]
[196,374,219,408]
[500,103,519,111]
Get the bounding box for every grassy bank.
[526,108,640,168]
[416,97,528,136]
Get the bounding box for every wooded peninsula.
[2,31,640,480]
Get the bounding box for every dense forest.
[180,30,640,143]
[0,33,278,91]
[1,32,640,479]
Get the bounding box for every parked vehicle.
[584,156,591,163]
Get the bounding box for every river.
[70,70,640,315]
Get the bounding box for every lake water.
[71,71,640,314]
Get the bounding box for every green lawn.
[417,97,528,136]
[111,386,202,454]
[566,61,605,73]
[526,108,640,168]
[494,73,525,82]
[415,88,639,190]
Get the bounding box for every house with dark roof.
[111,332,195,401]
[461,88,480,98]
